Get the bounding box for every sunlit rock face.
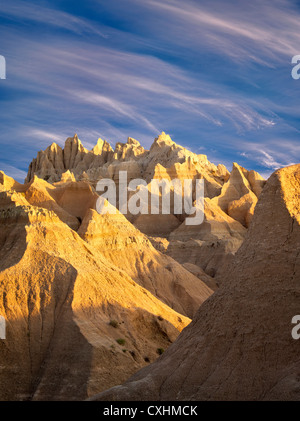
[91,164,300,402]
[0,169,214,400]
[0,182,193,401]
[24,132,265,280]
[0,130,272,401]
[211,162,265,228]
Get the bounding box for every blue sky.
[1,0,300,181]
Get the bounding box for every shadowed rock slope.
[91,164,300,401]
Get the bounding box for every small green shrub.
[116,338,126,346]
[156,348,165,355]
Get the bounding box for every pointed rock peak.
[0,171,20,190]
[65,134,81,147]
[80,171,89,180]
[0,170,9,184]
[92,138,113,155]
[32,174,43,183]
[92,138,104,154]
[151,132,176,150]
[61,170,76,183]
[232,162,244,171]
[64,134,88,154]
[96,137,105,146]
[248,169,265,181]
[46,142,62,153]
[231,162,249,179]
[127,137,141,146]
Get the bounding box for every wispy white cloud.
[0,1,107,37]
[237,137,298,173]
[0,163,27,181]
[1,0,300,182]
[141,0,300,62]
[4,33,275,133]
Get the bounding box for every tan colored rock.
[182,263,218,291]
[167,198,246,277]
[78,209,212,318]
[23,132,265,280]
[227,192,257,227]
[92,138,114,160]
[134,213,181,237]
[248,169,266,197]
[60,170,76,183]
[91,164,300,401]
[63,134,88,169]
[25,142,65,183]
[112,137,145,162]
[25,132,228,202]
[148,237,170,253]
[212,162,263,227]
[50,180,98,221]
[0,171,23,191]
[23,176,80,230]
[0,192,191,401]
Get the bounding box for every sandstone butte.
[0,132,273,401]
[91,164,300,401]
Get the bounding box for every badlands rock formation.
[3,173,212,319]
[212,162,265,228]
[0,167,214,400]
[0,187,192,400]
[25,133,227,194]
[78,209,212,318]
[25,133,264,278]
[166,198,247,278]
[92,164,300,401]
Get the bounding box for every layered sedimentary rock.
[24,132,265,277]
[167,198,246,278]
[1,173,212,319]
[0,168,216,400]
[25,132,227,196]
[78,209,212,318]
[91,164,300,401]
[0,188,193,401]
[212,163,265,228]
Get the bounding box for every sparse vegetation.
[109,319,119,328]
[116,338,126,346]
[156,348,165,355]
